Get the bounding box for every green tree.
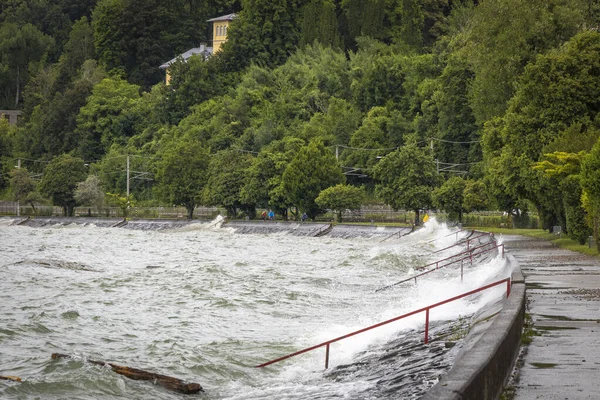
[162,55,235,125]
[92,0,212,88]
[462,179,489,213]
[74,175,105,215]
[482,30,600,230]
[105,192,135,218]
[19,60,106,159]
[53,17,96,90]
[561,175,591,245]
[432,176,466,222]
[464,0,587,125]
[241,137,304,218]
[39,154,87,216]
[425,53,480,172]
[300,0,341,48]
[315,184,364,222]
[9,167,44,213]
[282,139,345,219]
[0,23,54,108]
[533,151,591,244]
[204,149,255,218]
[74,76,141,161]
[0,119,17,190]
[372,140,438,225]
[219,0,309,72]
[580,140,600,251]
[155,140,210,219]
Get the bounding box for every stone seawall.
[224,220,413,238]
[421,256,526,400]
[5,217,413,238]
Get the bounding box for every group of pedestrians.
[261,210,276,221]
[260,210,309,222]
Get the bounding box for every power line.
[336,145,400,151]
[429,137,480,144]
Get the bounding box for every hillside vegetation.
[1,0,600,247]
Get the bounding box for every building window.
[224,26,227,36]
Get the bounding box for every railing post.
[325,343,330,369]
[502,244,505,258]
[506,279,511,298]
[424,309,430,344]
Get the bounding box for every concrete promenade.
[502,235,600,400]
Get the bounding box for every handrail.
[375,243,505,292]
[256,278,511,370]
[379,226,413,243]
[432,232,493,254]
[415,240,498,272]
[424,228,469,244]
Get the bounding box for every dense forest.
[1,0,600,246]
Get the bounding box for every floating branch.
[0,375,22,382]
[51,353,202,394]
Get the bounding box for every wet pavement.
[502,235,600,400]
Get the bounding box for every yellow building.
[159,13,236,85]
[207,13,236,53]
[159,44,212,85]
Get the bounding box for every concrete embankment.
[223,220,413,238]
[5,217,413,238]
[421,254,526,400]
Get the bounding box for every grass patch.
[531,362,558,369]
[471,227,599,257]
[521,313,539,345]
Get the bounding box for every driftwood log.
[51,353,202,394]
[0,375,22,382]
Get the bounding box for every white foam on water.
[0,216,510,400]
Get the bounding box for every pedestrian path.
[502,235,600,400]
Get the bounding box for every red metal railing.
[417,241,498,271]
[432,232,493,254]
[425,228,469,244]
[256,278,511,370]
[376,243,505,292]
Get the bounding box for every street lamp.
[14,159,20,217]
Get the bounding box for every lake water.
[0,217,510,399]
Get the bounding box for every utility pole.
[16,159,21,217]
[126,155,130,198]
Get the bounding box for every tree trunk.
[186,203,195,219]
[15,66,20,108]
[0,375,21,382]
[51,353,202,394]
[594,214,600,253]
[414,209,420,226]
